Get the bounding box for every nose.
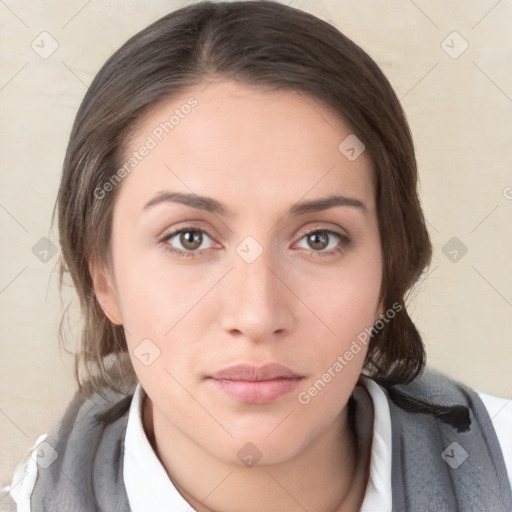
[219,243,295,343]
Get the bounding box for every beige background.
[1,0,511,492]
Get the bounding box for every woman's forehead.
[130,79,357,155]
[117,79,375,213]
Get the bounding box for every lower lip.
[209,377,302,404]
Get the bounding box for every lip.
[208,363,304,404]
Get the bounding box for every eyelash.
[159,226,352,259]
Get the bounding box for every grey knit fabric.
[30,386,133,512]
[387,367,512,512]
[26,366,511,511]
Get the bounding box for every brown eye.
[160,227,216,258]
[179,230,203,250]
[295,228,351,258]
[306,231,329,250]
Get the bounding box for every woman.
[7,1,512,511]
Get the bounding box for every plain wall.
[1,0,511,491]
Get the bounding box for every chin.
[205,428,309,468]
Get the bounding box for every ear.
[375,299,385,319]
[88,254,123,325]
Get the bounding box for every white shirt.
[7,376,512,512]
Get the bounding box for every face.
[92,79,383,466]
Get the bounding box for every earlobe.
[88,255,123,325]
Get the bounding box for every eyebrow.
[142,191,367,217]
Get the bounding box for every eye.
[295,228,351,257]
[160,227,217,258]
[159,226,351,259]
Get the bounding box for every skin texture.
[90,79,384,511]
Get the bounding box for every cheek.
[293,260,380,412]
[297,243,382,339]
[290,245,382,391]
[110,254,220,393]
[110,226,216,335]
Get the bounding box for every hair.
[52,0,432,397]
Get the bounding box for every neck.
[143,395,372,512]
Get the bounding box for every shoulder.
[383,366,511,435]
[477,389,512,486]
[8,384,135,511]
[382,367,512,493]
[7,433,48,511]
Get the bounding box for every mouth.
[207,363,305,405]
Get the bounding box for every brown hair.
[52,0,432,397]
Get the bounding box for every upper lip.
[209,363,303,381]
